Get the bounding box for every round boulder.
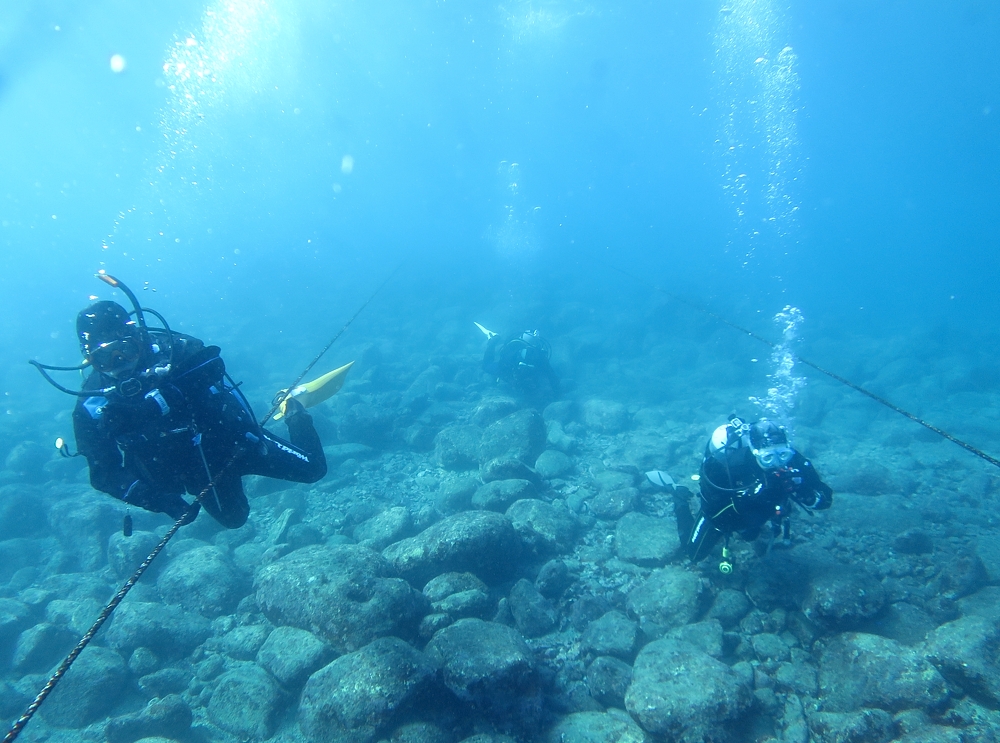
[818,633,949,712]
[425,618,539,721]
[434,425,483,471]
[157,546,248,618]
[382,511,522,587]
[625,636,752,740]
[41,646,127,727]
[255,544,428,653]
[547,709,647,743]
[802,568,886,630]
[505,499,579,556]
[625,566,707,638]
[298,637,438,743]
[479,409,546,465]
[208,663,285,740]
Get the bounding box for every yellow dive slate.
[273,361,355,420]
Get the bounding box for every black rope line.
[264,265,401,427]
[606,264,1000,471]
[2,505,193,743]
[5,267,399,742]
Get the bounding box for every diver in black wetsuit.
[481,328,559,397]
[35,276,326,529]
[673,416,832,571]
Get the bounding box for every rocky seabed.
[3,356,1000,743]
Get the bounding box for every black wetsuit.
[73,333,326,529]
[678,450,832,562]
[483,333,559,395]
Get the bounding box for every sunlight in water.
[714,0,801,260]
[500,0,591,43]
[159,0,284,172]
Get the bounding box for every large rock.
[547,709,647,743]
[581,400,630,434]
[12,622,76,673]
[508,579,556,638]
[107,530,163,581]
[586,657,633,709]
[106,694,192,743]
[0,486,48,540]
[479,410,546,465]
[298,637,438,743]
[505,499,579,556]
[802,568,887,630]
[473,479,537,512]
[41,646,127,727]
[0,597,32,665]
[105,601,211,659]
[806,708,896,743]
[615,512,679,567]
[588,488,636,520]
[435,425,483,471]
[625,566,706,638]
[382,511,522,587]
[0,538,46,584]
[480,457,541,484]
[924,615,1000,707]
[47,494,121,571]
[208,663,285,740]
[425,618,539,721]
[354,507,413,551]
[818,633,949,712]
[625,635,752,741]
[157,546,248,617]
[581,610,639,660]
[255,544,427,654]
[534,450,572,480]
[257,626,334,689]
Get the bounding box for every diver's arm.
[72,401,136,499]
[787,454,833,510]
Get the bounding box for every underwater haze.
[2,0,1000,742]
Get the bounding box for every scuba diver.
[669,416,832,573]
[32,273,351,529]
[475,322,559,398]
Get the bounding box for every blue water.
[1,0,999,738]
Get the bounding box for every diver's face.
[87,334,141,377]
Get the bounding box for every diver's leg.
[244,410,327,483]
[688,512,724,562]
[196,470,249,529]
[672,490,696,545]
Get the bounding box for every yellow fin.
[474,321,498,339]
[273,361,354,420]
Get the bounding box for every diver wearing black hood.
[480,326,560,398]
[50,277,327,529]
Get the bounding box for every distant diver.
[477,323,559,398]
[667,416,833,572]
[32,274,352,528]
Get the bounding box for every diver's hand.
[123,481,199,524]
[167,499,201,525]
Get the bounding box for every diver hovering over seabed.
[476,322,560,398]
[31,272,353,529]
[658,415,833,573]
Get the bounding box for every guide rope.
[4,269,397,743]
[607,263,1000,471]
